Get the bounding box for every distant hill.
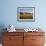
[19,12,33,19]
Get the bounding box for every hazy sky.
[19,8,33,13]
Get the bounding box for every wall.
[0,0,46,29]
[0,0,46,43]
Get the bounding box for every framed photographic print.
[17,7,35,22]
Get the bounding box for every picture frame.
[17,7,35,22]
